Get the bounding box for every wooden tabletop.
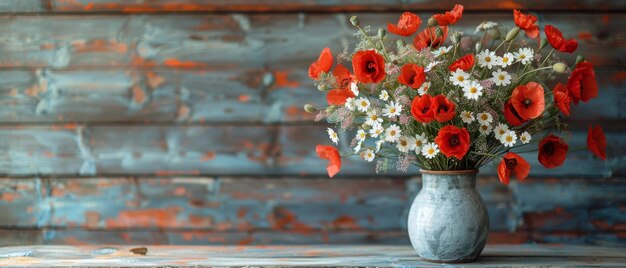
[0,244,624,267]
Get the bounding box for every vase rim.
[420,169,478,175]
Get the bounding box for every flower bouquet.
[305,5,607,262]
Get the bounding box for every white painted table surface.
[0,244,624,267]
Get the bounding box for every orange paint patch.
[0,192,20,203]
[132,85,146,104]
[237,237,254,246]
[131,56,157,68]
[268,208,313,234]
[187,215,213,226]
[84,211,101,228]
[201,151,216,162]
[72,39,128,54]
[578,32,593,41]
[63,236,87,246]
[42,151,55,158]
[146,72,166,88]
[105,207,182,228]
[237,94,250,103]
[237,208,247,218]
[273,71,300,88]
[331,216,361,229]
[173,187,186,196]
[163,58,207,69]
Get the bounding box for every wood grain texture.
[0,245,624,267]
[0,13,622,69]
[40,0,626,13]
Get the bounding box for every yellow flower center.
[506,136,513,142]
[390,130,396,136]
[470,87,477,94]
[400,140,407,146]
[503,57,509,63]
[416,141,422,146]
[428,148,435,154]
[481,114,488,120]
[457,76,465,82]
[499,75,505,80]
[485,57,491,62]
[390,108,396,113]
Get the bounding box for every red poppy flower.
[544,25,578,53]
[587,125,607,160]
[538,135,569,169]
[497,152,530,185]
[352,50,386,83]
[387,12,421,36]
[432,95,456,122]
[398,63,426,89]
[513,9,539,38]
[503,100,527,126]
[413,26,448,50]
[553,83,571,116]
[511,82,545,120]
[433,4,464,26]
[567,61,598,104]
[326,65,356,106]
[308,47,333,79]
[434,125,470,160]
[410,94,435,123]
[448,54,474,72]
[316,145,341,178]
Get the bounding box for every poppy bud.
[575,55,585,64]
[475,42,482,52]
[427,17,438,27]
[552,62,567,73]
[434,27,444,38]
[326,106,336,113]
[317,83,327,91]
[350,16,360,27]
[539,38,548,49]
[451,32,462,44]
[304,104,317,113]
[378,28,386,39]
[505,27,520,42]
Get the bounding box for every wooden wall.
[0,0,624,246]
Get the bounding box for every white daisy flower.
[477,49,497,69]
[500,130,517,147]
[477,112,493,125]
[499,52,514,68]
[344,97,356,111]
[382,101,402,118]
[460,111,475,124]
[356,97,370,112]
[365,110,383,126]
[379,90,389,101]
[425,61,442,72]
[417,81,430,96]
[356,129,367,141]
[384,124,401,143]
[491,70,512,86]
[421,142,440,159]
[449,69,470,86]
[515,47,534,65]
[369,123,384,138]
[397,136,416,153]
[350,82,359,96]
[462,80,484,100]
[479,123,493,135]
[327,128,339,144]
[474,21,498,34]
[411,133,427,153]
[520,131,532,144]
[493,123,509,139]
[432,46,452,58]
[362,149,375,162]
[375,139,384,153]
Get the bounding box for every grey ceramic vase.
[407,170,489,263]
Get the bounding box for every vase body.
[407,170,489,263]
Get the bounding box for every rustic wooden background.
[0,0,624,247]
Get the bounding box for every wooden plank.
[0,245,624,267]
[0,179,45,227]
[0,0,46,13]
[0,68,622,124]
[0,13,622,69]
[0,125,622,176]
[45,0,626,13]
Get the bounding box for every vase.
[407,169,489,263]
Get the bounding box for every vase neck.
[421,173,477,190]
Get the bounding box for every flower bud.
[325,106,336,113]
[378,28,386,39]
[434,27,444,38]
[475,42,482,52]
[451,32,463,44]
[552,62,568,73]
[317,83,327,91]
[350,16,360,27]
[427,17,438,27]
[505,27,520,42]
[539,38,548,49]
[303,104,317,113]
[575,55,585,64]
